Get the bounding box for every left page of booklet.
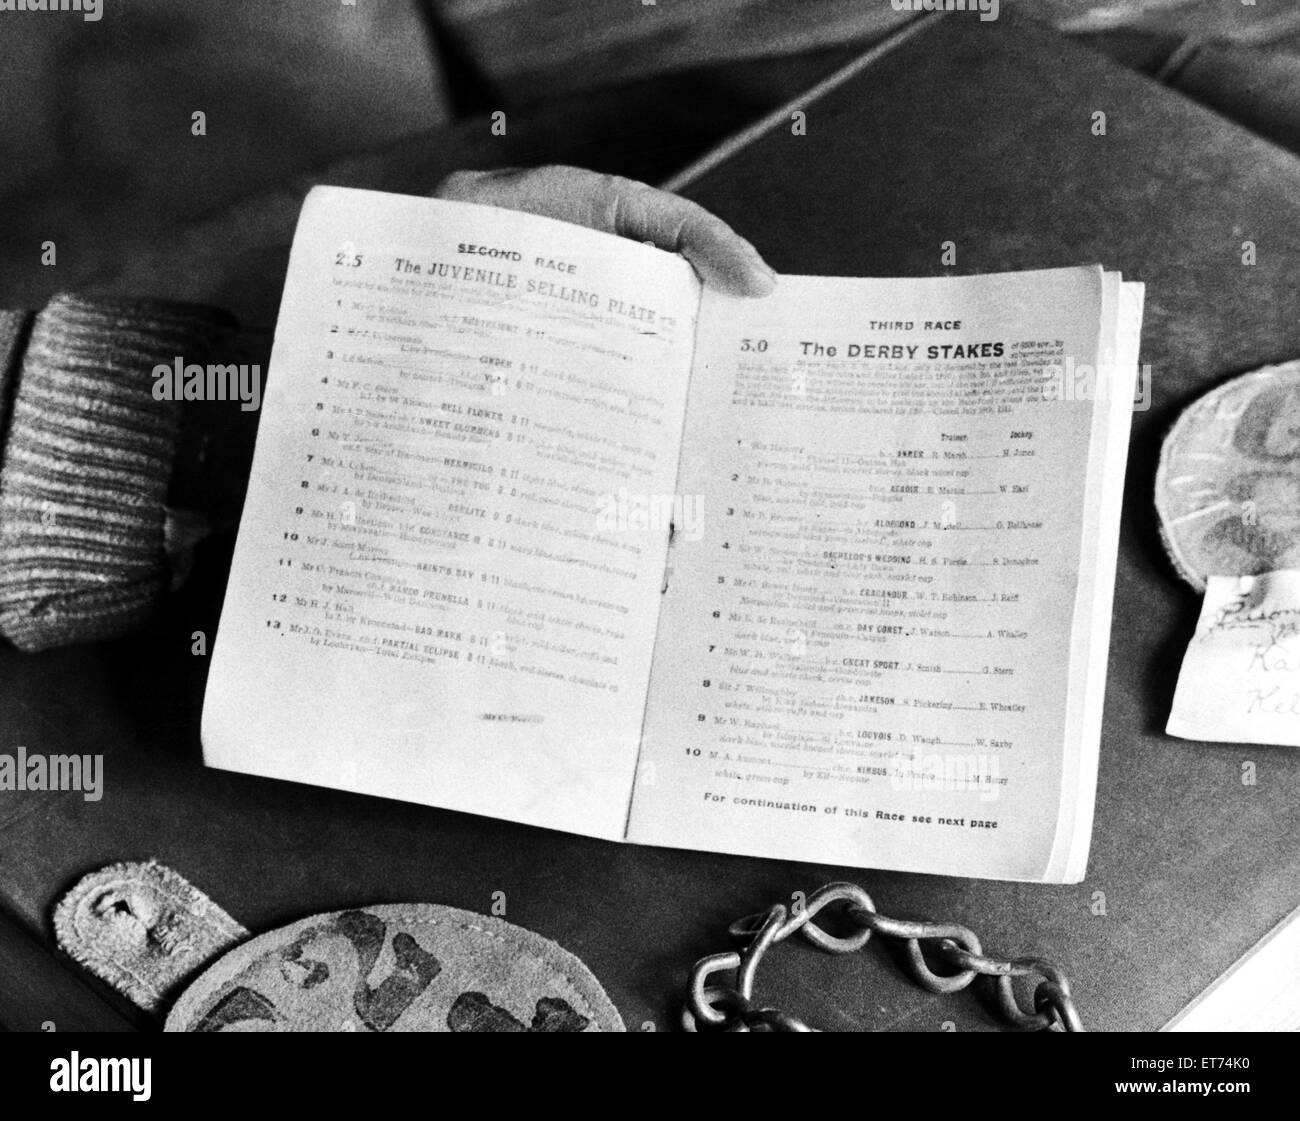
[203,187,702,840]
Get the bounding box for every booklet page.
[204,188,701,839]
[628,267,1108,879]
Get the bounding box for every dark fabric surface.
[2,11,1299,1032]
[0,311,32,462]
[0,0,446,314]
[1174,41,1300,156]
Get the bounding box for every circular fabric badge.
[165,904,624,1032]
[1156,361,1300,591]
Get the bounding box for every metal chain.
[681,881,1084,1032]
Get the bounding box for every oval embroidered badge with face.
[1157,361,1300,590]
[165,904,624,1032]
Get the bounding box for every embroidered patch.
[165,903,623,1032]
[53,860,248,1015]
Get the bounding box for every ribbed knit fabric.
[0,295,229,652]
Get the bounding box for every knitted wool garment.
[0,294,230,652]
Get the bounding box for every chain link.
[682,881,1084,1032]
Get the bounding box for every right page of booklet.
[627,266,1142,882]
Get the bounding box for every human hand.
[435,165,776,297]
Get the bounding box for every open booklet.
[203,186,1144,883]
